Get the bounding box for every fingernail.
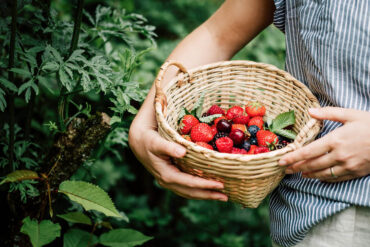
[279,160,287,166]
[285,168,293,174]
[175,147,186,157]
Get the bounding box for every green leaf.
[199,114,222,124]
[20,217,61,247]
[270,110,296,131]
[58,181,122,218]
[273,128,297,140]
[110,116,122,125]
[63,229,98,247]
[9,68,32,77]
[0,170,39,185]
[57,212,92,225]
[99,229,153,247]
[0,77,18,92]
[192,92,205,119]
[177,107,186,123]
[42,62,59,71]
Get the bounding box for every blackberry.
[248,125,260,137]
[241,140,251,152]
[213,132,228,140]
[250,137,258,146]
[276,140,290,149]
[210,140,217,151]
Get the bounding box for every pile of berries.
[179,102,293,154]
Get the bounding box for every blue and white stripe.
[271,0,370,246]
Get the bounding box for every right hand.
[128,102,228,202]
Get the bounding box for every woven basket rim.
[155,60,321,162]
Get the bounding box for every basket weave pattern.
[155,60,321,208]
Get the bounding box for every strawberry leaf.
[199,114,222,124]
[270,110,295,131]
[274,128,297,140]
[191,92,205,119]
[177,107,186,123]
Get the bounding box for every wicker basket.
[154,60,322,208]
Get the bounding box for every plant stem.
[7,0,18,170]
[57,0,84,131]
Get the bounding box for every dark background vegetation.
[1,0,285,246]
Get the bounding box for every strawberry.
[211,125,217,136]
[231,124,247,134]
[179,115,199,134]
[255,146,270,154]
[215,137,233,153]
[191,123,215,143]
[226,106,244,120]
[233,114,250,124]
[248,116,264,130]
[207,105,225,115]
[196,142,214,150]
[245,102,266,117]
[256,130,278,148]
[231,147,248,154]
[247,145,257,154]
[214,116,227,126]
[181,135,192,142]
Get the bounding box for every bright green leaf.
[99,229,153,247]
[57,212,92,225]
[42,62,59,71]
[110,116,122,125]
[20,217,61,247]
[273,128,297,140]
[0,170,39,185]
[192,92,205,119]
[58,181,122,218]
[270,110,296,131]
[199,114,222,124]
[63,229,98,247]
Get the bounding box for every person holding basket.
[129,0,370,246]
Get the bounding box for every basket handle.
[155,60,189,115]
[292,117,321,148]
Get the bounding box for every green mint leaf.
[199,114,222,124]
[271,110,295,131]
[273,128,297,140]
[177,107,186,123]
[191,92,205,119]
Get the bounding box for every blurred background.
[68,0,285,246]
[1,0,286,246]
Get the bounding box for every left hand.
[279,107,370,182]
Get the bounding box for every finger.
[279,136,331,166]
[321,175,358,183]
[149,131,186,158]
[158,164,225,190]
[308,107,360,123]
[168,184,228,201]
[302,165,347,180]
[288,153,338,174]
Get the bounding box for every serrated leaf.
[57,212,92,225]
[0,77,18,92]
[58,181,122,218]
[110,116,122,125]
[42,61,59,71]
[270,110,296,131]
[0,170,39,185]
[199,114,222,124]
[192,92,206,119]
[10,68,31,77]
[63,229,98,247]
[20,217,61,247]
[273,128,297,140]
[99,229,153,247]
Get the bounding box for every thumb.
[308,107,360,123]
[150,133,187,158]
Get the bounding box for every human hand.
[128,104,228,201]
[279,107,370,182]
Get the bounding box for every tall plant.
[0,0,155,246]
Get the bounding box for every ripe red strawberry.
[226,106,244,120]
[255,146,270,154]
[191,123,215,142]
[207,105,225,115]
[248,116,264,130]
[215,137,233,153]
[231,124,247,133]
[181,135,192,142]
[196,142,214,150]
[256,130,278,147]
[247,145,257,154]
[179,115,199,134]
[214,116,227,126]
[231,147,248,154]
[245,102,266,117]
[233,114,250,124]
[211,125,217,136]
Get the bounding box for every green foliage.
[57,212,92,226]
[9,180,39,203]
[20,217,61,247]
[59,180,122,218]
[269,110,297,139]
[63,229,98,247]
[99,229,153,247]
[0,169,39,185]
